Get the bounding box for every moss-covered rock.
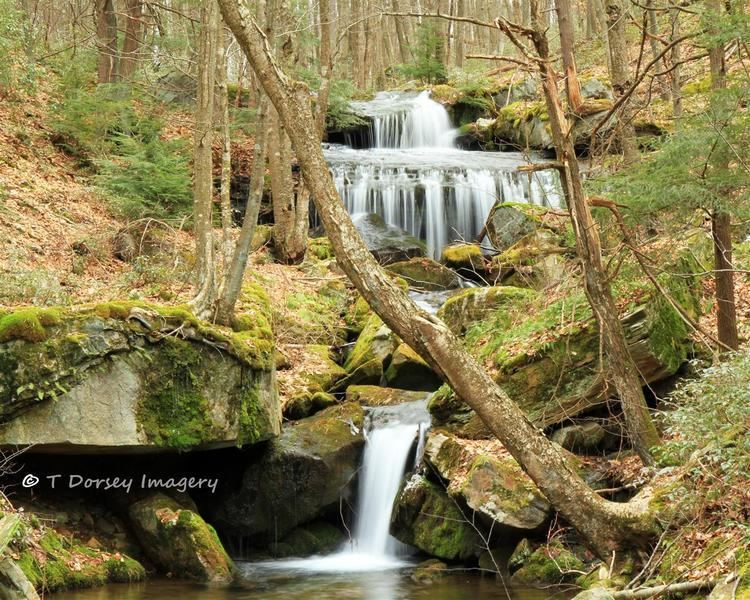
[411,559,449,584]
[283,391,337,420]
[344,314,399,374]
[383,343,441,391]
[424,430,550,530]
[353,213,426,264]
[212,402,365,544]
[345,385,431,406]
[510,541,585,586]
[13,524,145,594]
[437,286,537,335]
[391,475,481,561]
[386,258,461,291]
[0,303,280,452]
[128,494,233,583]
[441,243,484,276]
[485,203,544,253]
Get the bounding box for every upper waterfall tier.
[323,145,562,258]
[350,91,456,149]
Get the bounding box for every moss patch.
[0,307,62,342]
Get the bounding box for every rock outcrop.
[0,303,281,452]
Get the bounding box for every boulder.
[283,391,336,421]
[510,541,585,586]
[493,77,539,107]
[383,344,441,392]
[386,258,461,291]
[391,475,481,561]
[441,244,485,279]
[437,286,537,335]
[128,494,233,583]
[213,402,365,543]
[571,589,616,600]
[492,101,553,151]
[0,557,40,600]
[0,304,280,453]
[343,314,399,375]
[424,431,550,530]
[411,559,449,584]
[352,213,426,264]
[489,230,570,289]
[484,203,546,253]
[580,78,613,100]
[269,521,345,558]
[345,385,431,406]
[551,421,609,453]
[298,345,347,393]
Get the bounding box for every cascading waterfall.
[324,91,562,259]
[250,400,431,573]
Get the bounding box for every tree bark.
[645,0,670,102]
[316,0,334,138]
[555,0,584,113]
[189,0,219,317]
[218,0,657,560]
[217,18,234,268]
[605,0,638,162]
[119,0,144,80]
[95,0,118,83]
[668,7,682,118]
[530,1,660,464]
[216,99,269,325]
[708,0,739,351]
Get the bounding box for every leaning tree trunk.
[189,0,219,318]
[555,0,583,113]
[216,99,269,325]
[530,0,660,465]
[605,0,638,162]
[217,0,657,560]
[708,0,739,351]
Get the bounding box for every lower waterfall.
[249,400,431,573]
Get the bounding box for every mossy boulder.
[441,244,485,277]
[424,430,550,530]
[283,391,337,420]
[437,286,537,335]
[391,475,481,561]
[510,541,585,586]
[298,345,347,394]
[386,258,461,291]
[411,559,449,584]
[344,313,399,375]
[128,494,233,583]
[383,343,441,392]
[489,230,571,289]
[492,100,553,150]
[0,556,40,599]
[345,385,431,406]
[0,303,281,452]
[485,203,544,253]
[212,402,365,544]
[13,524,145,594]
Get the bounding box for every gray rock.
[0,557,40,600]
[493,77,539,106]
[551,421,608,453]
[580,79,613,100]
[0,309,280,453]
[212,403,365,544]
[570,588,616,600]
[353,213,426,264]
[485,203,542,253]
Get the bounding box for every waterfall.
[323,91,562,259]
[251,400,431,573]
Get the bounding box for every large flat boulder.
[212,402,365,544]
[353,213,426,264]
[0,303,280,453]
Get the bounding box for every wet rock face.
[211,403,365,544]
[386,258,461,291]
[353,213,426,264]
[128,493,234,583]
[0,305,280,453]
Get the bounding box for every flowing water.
[323,91,562,258]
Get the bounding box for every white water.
[324,91,562,258]
[247,400,431,574]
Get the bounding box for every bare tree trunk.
[708,0,739,351]
[189,0,219,317]
[645,0,670,101]
[555,0,583,113]
[217,19,234,268]
[95,0,118,83]
[218,0,658,559]
[119,0,144,80]
[316,0,333,138]
[455,0,466,66]
[532,0,660,464]
[668,7,682,118]
[216,100,269,325]
[605,0,638,162]
[393,0,413,62]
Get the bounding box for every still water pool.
[54,566,573,600]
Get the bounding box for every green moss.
[308,237,335,260]
[344,313,393,372]
[441,243,483,268]
[497,100,549,128]
[237,380,271,446]
[137,337,219,449]
[511,541,584,586]
[0,307,62,342]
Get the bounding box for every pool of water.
[54,566,574,600]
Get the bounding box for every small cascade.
[247,400,431,573]
[323,90,562,259]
